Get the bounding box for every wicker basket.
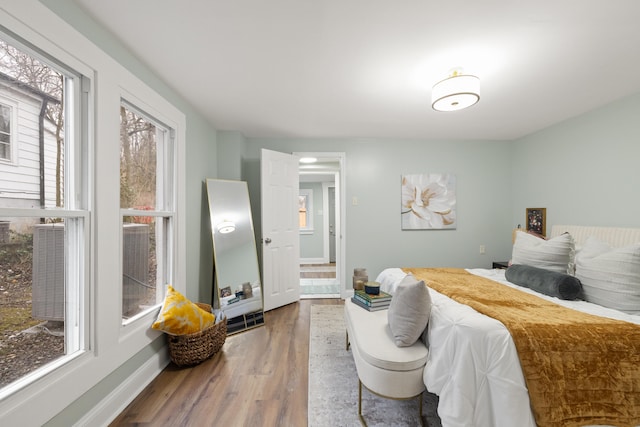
[167,303,227,367]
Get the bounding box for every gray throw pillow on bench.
[387,274,432,347]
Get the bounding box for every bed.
[376,225,640,427]
[220,283,262,319]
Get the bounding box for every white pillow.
[511,231,575,274]
[575,236,640,315]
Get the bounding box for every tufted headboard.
[550,225,640,248]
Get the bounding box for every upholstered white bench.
[344,299,429,426]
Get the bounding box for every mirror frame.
[206,178,264,334]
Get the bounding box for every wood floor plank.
[109,299,342,426]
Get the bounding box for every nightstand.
[492,261,509,269]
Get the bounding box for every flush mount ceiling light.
[299,157,318,164]
[432,69,480,112]
[217,221,236,234]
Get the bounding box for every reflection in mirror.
[206,179,264,334]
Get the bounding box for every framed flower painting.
[526,207,546,236]
[401,173,457,230]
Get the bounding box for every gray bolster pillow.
[505,264,583,300]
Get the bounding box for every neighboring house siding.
[0,82,60,209]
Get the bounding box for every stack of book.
[351,289,392,311]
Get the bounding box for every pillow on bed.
[511,231,575,274]
[387,274,432,347]
[505,264,583,300]
[575,236,640,315]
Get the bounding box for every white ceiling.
[73,0,640,141]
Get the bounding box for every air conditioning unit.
[32,224,65,321]
[121,223,150,315]
[0,221,10,243]
[32,223,150,320]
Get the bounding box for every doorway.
[295,152,345,299]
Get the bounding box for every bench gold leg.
[358,380,366,426]
[357,379,427,427]
[418,392,426,427]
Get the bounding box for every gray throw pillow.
[387,274,432,347]
[505,264,583,300]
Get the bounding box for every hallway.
[300,263,340,298]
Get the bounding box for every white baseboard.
[75,347,171,427]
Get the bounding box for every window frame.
[0,4,186,425]
[0,97,17,163]
[119,98,177,324]
[0,31,91,399]
[299,188,314,234]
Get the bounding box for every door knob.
[264,237,272,244]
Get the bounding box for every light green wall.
[217,130,246,181]
[243,138,513,282]
[36,1,640,424]
[227,92,640,283]
[511,92,640,230]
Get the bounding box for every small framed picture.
[219,286,232,298]
[526,208,546,236]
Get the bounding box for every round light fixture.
[432,70,480,112]
[299,157,318,164]
[217,221,236,234]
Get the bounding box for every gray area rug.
[308,305,442,427]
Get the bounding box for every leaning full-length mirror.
[206,179,264,334]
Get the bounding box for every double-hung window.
[119,101,175,322]
[0,100,15,162]
[0,34,89,394]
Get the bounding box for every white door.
[261,149,300,311]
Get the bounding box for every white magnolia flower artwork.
[401,173,457,230]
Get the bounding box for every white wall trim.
[0,3,186,425]
[75,349,171,427]
[322,180,336,263]
[293,152,346,298]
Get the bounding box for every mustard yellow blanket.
[404,267,640,427]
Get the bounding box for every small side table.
[492,261,509,269]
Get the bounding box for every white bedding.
[377,267,640,427]
[220,285,262,319]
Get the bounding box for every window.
[0,4,187,423]
[0,36,88,394]
[299,188,314,234]
[0,102,13,161]
[120,102,174,322]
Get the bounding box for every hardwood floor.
[109,299,343,426]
